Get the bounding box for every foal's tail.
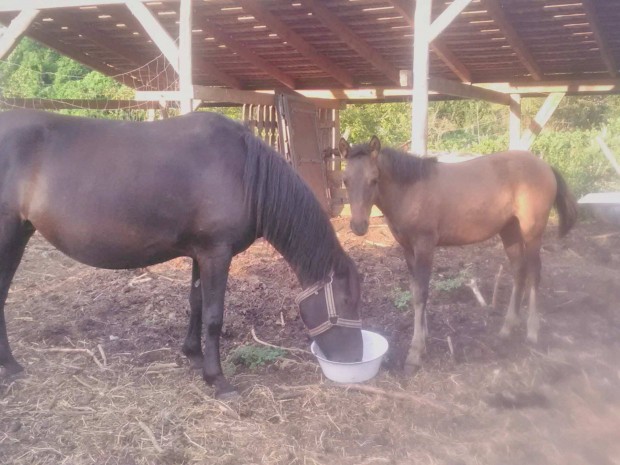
[551,167,578,237]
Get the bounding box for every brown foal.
[340,136,578,370]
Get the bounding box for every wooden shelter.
[1,0,619,213]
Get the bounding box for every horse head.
[340,135,381,236]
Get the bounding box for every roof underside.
[1,0,619,92]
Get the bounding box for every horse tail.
[551,167,578,237]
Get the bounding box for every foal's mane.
[378,147,437,184]
[348,142,437,184]
[242,131,349,283]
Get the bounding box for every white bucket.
[310,330,389,383]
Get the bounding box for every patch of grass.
[391,288,412,311]
[227,344,285,369]
[432,269,470,293]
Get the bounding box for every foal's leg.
[182,259,203,369]
[498,220,526,338]
[0,217,34,377]
[524,237,543,344]
[195,246,236,399]
[404,239,434,371]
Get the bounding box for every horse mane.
[378,147,437,184]
[242,130,349,283]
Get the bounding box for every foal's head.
[339,136,381,236]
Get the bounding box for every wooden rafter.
[480,0,543,81]
[238,0,355,88]
[25,27,132,85]
[389,0,472,83]
[200,16,296,90]
[300,0,400,85]
[0,0,178,12]
[428,0,473,43]
[428,77,510,105]
[581,0,618,78]
[0,9,39,59]
[125,0,240,89]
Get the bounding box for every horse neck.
[375,169,406,220]
[243,132,344,288]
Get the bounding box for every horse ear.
[369,135,381,159]
[339,138,350,158]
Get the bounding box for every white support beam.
[178,0,194,114]
[518,93,565,151]
[0,0,177,12]
[125,0,180,74]
[428,76,510,105]
[0,9,39,59]
[509,94,521,149]
[411,0,432,156]
[429,0,473,43]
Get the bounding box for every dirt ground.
[1,215,620,465]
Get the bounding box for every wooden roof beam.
[581,0,618,78]
[238,0,355,88]
[428,0,473,43]
[300,0,401,85]
[125,0,240,89]
[0,9,39,59]
[480,0,543,81]
[388,0,472,83]
[199,16,296,90]
[0,0,178,12]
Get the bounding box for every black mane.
[242,131,349,283]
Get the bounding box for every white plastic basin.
[578,192,620,226]
[310,330,389,383]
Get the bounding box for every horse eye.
[370,178,378,186]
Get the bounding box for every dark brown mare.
[340,136,578,371]
[0,109,363,398]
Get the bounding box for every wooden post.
[509,94,521,149]
[179,0,194,114]
[0,9,39,59]
[518,92,565,151]
[411,0,432,156]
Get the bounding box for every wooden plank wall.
[242,103,347,217]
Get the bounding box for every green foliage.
[432,269,470,293]
[390,288,412,311]
[227,345,285,369]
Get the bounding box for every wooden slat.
[0,9,39,59]
[389,0,472,83]
[581,0,618,78]
[509,94,521,149]
[239,0,355,88]
[200,16,296,89]
[480,0,543,81]
[301,0,401,85]
[0,0,178,11]
[0,98,160,110]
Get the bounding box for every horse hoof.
[215,388,240,401]
[0,362,25,379]
[187,356,204,371]
[498,327,512,339]
[526,333,539,346]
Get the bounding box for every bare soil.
[1,216,620,465]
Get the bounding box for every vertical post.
[509,94,521,149]
[0,9,39,60]
[411,0,432,156]
[179,0,194,114]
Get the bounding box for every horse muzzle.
[350,219,369,236]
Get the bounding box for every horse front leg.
[0,217,34,378]
[403,239,434,372]
[182,259,203,369]
[195,246,235,399]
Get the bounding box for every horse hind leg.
[182,259,204,369]
[524,237,543,344]
[0,216,35,377]
[499,219,526,338]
